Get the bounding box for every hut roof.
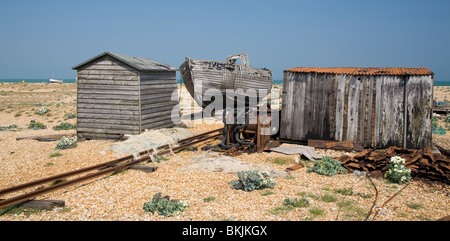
[285,67,433,76]
[72,52,177,72]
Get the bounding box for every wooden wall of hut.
[74,53,179,140]
[280,71,433,149]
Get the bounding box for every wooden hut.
[280,67,434,149]
[72,52,180,140]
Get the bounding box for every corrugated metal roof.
[285,67,433,76]
[72,52,177,71]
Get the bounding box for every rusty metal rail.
[0,128,222,209]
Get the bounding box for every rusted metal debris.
[308,139,364,152]
[338,146,450,184]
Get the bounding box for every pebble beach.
[0,82,449,221]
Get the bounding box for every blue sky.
[0,0,449,81]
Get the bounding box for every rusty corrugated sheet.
[285,67,433,76]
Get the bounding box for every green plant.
[445,114,450,123]
[55,136,78,150]
[306,156,347,176]
[28,122,47,130]
[320,194,338,203]
[283,197,310,208]
[384,156,411,184]
[308,208,325,216]
[334,187,353,196]
[37,107,50,115]
[230,170,275,192]
[143,192,189,217]
[203,196,216,202]
[53,122,77,130]
[49,152,63,158]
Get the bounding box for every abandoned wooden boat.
[179,53,273,108]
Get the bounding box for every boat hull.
[180,57,272,109]
[49,78,64,83]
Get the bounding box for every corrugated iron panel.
[285,67,433,76]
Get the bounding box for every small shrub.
[55,136,78,150]
[49,152,63,158]
[37,107,50,115]
[334,188,353,196]
[53,122,77,130]
[307,156,347,176]
[320,194,338,203]
[28,122,47,130]
[283,197,310,208]
[203,196,216,202]
[143,192,189,217]
[64,114,76,119]
[309,208,325,216]
[230,170,276,192]
[384,156,411,184]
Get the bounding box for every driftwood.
[129,165,158,173]
[0,199,65,210]
[16,133,76,142]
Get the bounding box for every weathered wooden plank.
[77,88,138,96]
[280,71,294,139]
[374,75,383,147]
[77,98,139,105]
[77,118,139,125]
[141,105,176,116]
[294,73,306,140]
[140,83,177,90]
[405,75,433,148]
[141,119,175,130]
[77,122,140,131]
[141,101,178,111]
[77,112,138,121]
[77,128,139,135]
[140,88,175,96]
[78,64,137,72]
[77,84,139,91]
[77,78,139,85]
[365,76,375,147]
[78,69,138,76]
[77,74,139,81]
[77,93,139,101]
[346,75,360,141]
[141,109,173,120]
[77,103,139,111]
[77,108,139,115]
[334,74,346,141]
[141,114,176,126]
[140,96,173,105]
[77,132,125,140]
[358,76,368,144]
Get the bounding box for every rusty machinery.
[202,103,272,153]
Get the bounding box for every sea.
[0,79,449,86]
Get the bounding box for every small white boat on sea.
[49,78,64,83]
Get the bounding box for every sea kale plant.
[55,136,78,150]
[230,170,276,192]
[53,122,77,130]
[27,121,47,130]
[37,107,50,115]
[306,155,347,176]
[384,156,411,184]
[143,192,189,217]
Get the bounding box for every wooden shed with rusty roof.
[72,52,180,140]
[280,67,434,149]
